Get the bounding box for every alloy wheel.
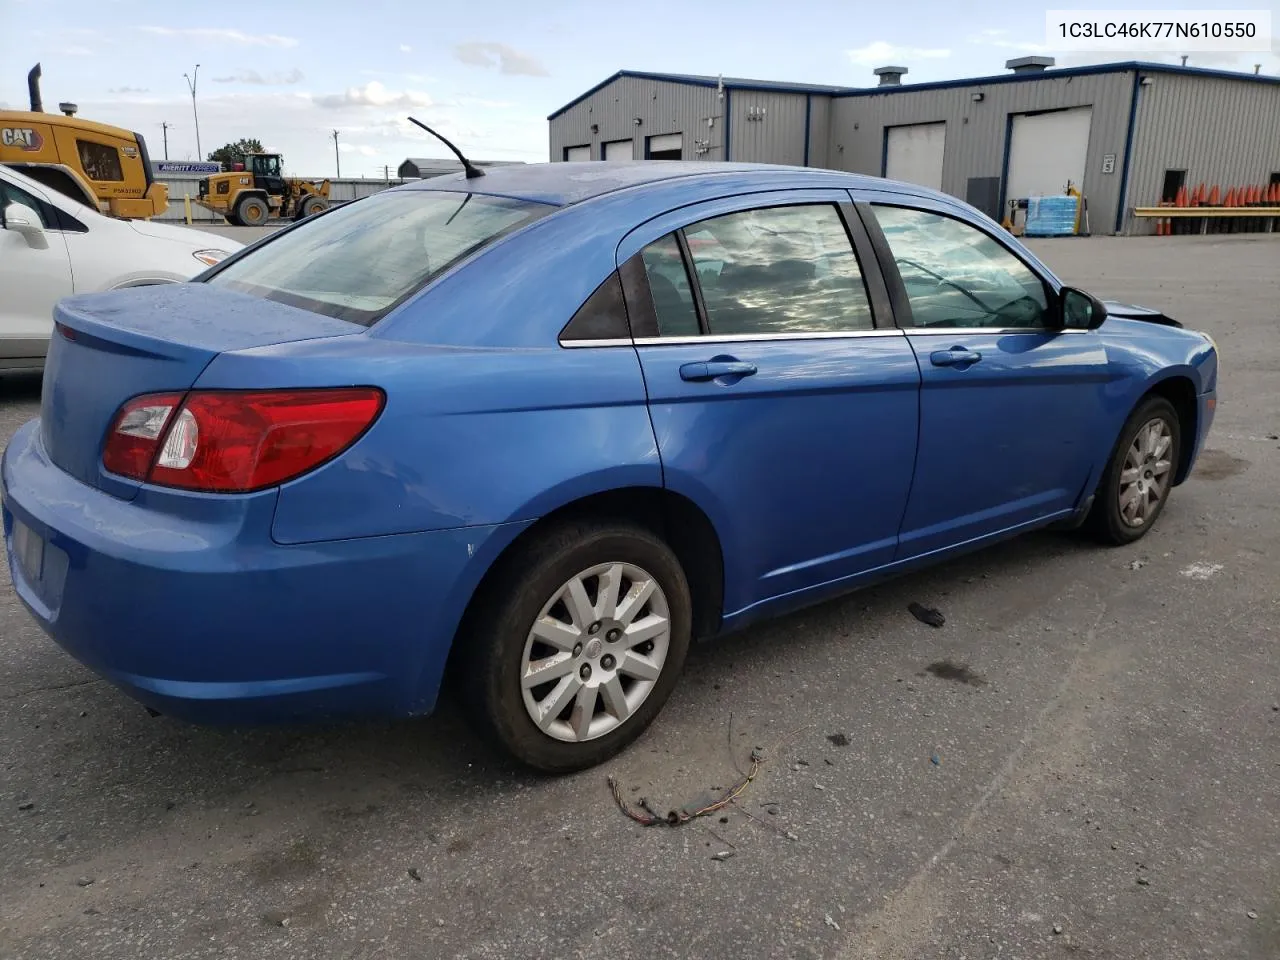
[1118,417,1174,527]
[519,562,671,743]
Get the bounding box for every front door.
[0,175,73,358]
[856,198,1112,559]
[619,192,921,617]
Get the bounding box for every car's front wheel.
[463,521,692,773]
[1087,395,1182,545]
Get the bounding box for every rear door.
[618,190,921,616]
[0,173,73,356]
[853,193,1112,558]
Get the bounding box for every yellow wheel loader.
[196,153,330,226]
[0,64,168,218]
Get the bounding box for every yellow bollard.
[184,194,192,225]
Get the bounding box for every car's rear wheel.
[236,195,269,227]
[462,521,692,773]
[1087,395,1182,545]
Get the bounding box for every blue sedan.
[1,162,1218,772]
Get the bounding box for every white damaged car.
[0,163,242,373]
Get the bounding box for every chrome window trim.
[634,329,903,346]
[559,337,635,348]
[898,326,1091,336]
[561,329,902,348]
[560,327,1091,347]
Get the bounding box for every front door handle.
[930,346,983,367]
[679,359,758,382]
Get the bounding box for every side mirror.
[1060,286,1107,330]
[2,202,49,250]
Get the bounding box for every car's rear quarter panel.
[193,337,661,544]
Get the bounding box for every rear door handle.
[929,346,983,367]
[679,360,758,382]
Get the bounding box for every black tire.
[236,195,269,227]
[459,520,692,774]
[300,196,327,218]
[223,212,243,227]
[1085,395,1182,545]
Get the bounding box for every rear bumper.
[2,419,527,724]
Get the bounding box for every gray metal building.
[548,59,1280,234]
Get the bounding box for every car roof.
[398,161,903,207]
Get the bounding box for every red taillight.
[102,393,184,480]
[102,388,385,492]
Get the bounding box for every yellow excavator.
[0,64,168,218]
[195,153,330,225]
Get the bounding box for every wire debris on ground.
[607,748,763,827]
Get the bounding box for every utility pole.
[332,129,341,178]
[183,65,202,159]
[160,121,171,160]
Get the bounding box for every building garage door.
[1005,106,1093,202]
[603,140,633,161]
[564,145,590,162]
[647,133,683,160]
[884,122,946,191]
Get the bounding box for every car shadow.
[14,527,1098,800]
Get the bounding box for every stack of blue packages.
[1024,195,1079,236]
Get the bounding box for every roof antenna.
[406,116,485,178]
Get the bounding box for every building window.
[76,140,124,182]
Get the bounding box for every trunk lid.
[41,283,362,498]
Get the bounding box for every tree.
[207,138,265,168]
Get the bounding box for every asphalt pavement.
[1,235,1277,960]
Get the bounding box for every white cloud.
[453,41,549,77]
[967,32,1052,54]
[312,81,434,110]
[108,85,150,94]
[846,41,951,67]
[53,45,95,56]
[338,143,379,157]
[71,86,547,176]
[399,44,412,53]
[139,26,299,47]
[214,68,305,85]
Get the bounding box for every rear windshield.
[206,190,553,325]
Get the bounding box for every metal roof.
[546,70,850,120]
[548,61,1280,119]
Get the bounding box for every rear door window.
[636,204,875,338]
[206,190,553,325]
[687,205,874,336]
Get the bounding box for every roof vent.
[1005,56,1055,74]
[873,65,908,86]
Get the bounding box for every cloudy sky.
[2,0,1276,177]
